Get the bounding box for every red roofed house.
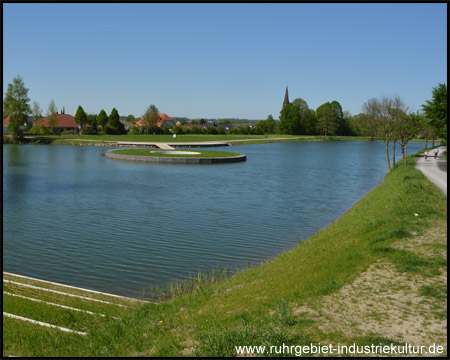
[135,113,175,129]
[3,115,31,133]
[33,113,89,134]
[3,115,12,133]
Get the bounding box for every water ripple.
[3,141,426,297]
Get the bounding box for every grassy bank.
[18,134,376,146]
[6,133,439,147]
[3,153,447,357]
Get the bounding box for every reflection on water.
[3,141,426,297]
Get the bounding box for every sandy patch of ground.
[296,223,447,356]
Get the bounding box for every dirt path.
[296,221,447,356]
[415,147,447,196]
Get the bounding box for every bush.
[173,126,184,135]
[128,126,140,135]
[190,126,201,134]
[82,126,97,135]
[206,126,218,135]
[29,126,40,135]
[39,125,50,135]
[217,126,226,135]
[61,130,78,135]
[105,126,120,135]
[3,134,18,144]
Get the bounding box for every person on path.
[424,151,428,160]
[434,148,439,159]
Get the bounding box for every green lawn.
[22,134,379,146]
[27,133,300,143]
[112,149,242,158]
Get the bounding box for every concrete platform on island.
[117,141,230,149]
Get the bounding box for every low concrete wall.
[105,150,246,164]
[117,141,230,148]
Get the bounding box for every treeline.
[4,75,446,151]
[271,86,446,143]
[360,84,447,171]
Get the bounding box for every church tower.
[283,86,289,108]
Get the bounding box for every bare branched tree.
[363,95,414,171]
[363,97,394,172]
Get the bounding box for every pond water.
[3,141,425,298]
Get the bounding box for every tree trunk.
[432,137,435,147]
[385,141,391,172]
[392,141,396,168]
[425,136,428,149]
[400,143,405,159]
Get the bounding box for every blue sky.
[3,3,447,120]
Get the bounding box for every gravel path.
[415,146,447,196]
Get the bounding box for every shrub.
[61,130,78,135]
[39,125,50,135]
[206,126,218,135]
[128,126,140,135]
[173,126,184,135]
[3,134,18,144]
[29,126,40,135]
[190,126,201,134]
[105,126,119,135]
[82,126,97,135]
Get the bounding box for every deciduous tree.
[141,105,159,135]
[303,109,317,135]
[330,101,344,135]
[412,112,433,149]
[387,96,409,167]
[362,96,400,172]
[279,103,300,135]
[292,98,310,134]
[256,114,277,134]
[47,99,58,127]
[3,75,31,139]
[396,111,419,159]
[31,101,43,125]
[422,83,447,145]
[316,102,338,137]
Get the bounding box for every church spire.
[283,86,289,108]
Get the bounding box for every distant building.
[33,113,89,133]
[135,113,175,128]
[3,116,12,133]
[3,115,33,133]
[283,86,289,108]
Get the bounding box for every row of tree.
[3,75,130,137]
[73,106,126,135]
[276,84,446,146]
[360,83,447,172]
[278,99,354,136]
[4,75,447,152]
